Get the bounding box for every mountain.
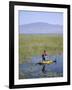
[19,22,63,34]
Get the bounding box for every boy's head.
[44,50,46,53]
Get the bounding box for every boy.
[42,50,48,61]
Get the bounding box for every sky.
[19,10,63,26]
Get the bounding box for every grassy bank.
[19,34,63,64]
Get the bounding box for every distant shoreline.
[19,33,63,36]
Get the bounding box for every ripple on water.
[19,55,63,79]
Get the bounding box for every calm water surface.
[19,54,63,79]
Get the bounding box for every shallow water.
[19,54,63,79]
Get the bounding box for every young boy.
[42,50,48,61]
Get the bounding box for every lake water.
[19,54,63,79]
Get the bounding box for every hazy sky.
[19,10,63,26]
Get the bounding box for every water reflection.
[19,54,63,79]
[42,65,46,73]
